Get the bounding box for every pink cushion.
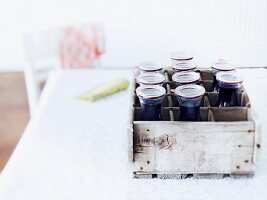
[59,23,104,68]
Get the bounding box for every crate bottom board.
[133,172,254,179]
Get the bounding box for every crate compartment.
[201,81,213,92]
[170,94,207,108]
[172,107,210,121]
[166,70,174,81]
[198,70,214,80]
[211,107,248,121]
[134,108,171,121]
[207,92,250,107]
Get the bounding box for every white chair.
[23,24,105,116]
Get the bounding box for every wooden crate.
[128,69,261,179]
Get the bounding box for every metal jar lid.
[172,71,200,84]
[138,61,163,72]
[211,59,236,71]
[172,61,197,71]
[136,85,166,99]
[216,71,243,85]
[170,51,194,60]
[137,73,165,85]
[175,84,205,99]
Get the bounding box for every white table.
[0,68,267,200]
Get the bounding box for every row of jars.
[135,51,243,121]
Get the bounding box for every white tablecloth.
[0,68,267,200]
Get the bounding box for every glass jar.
[136,85,166,121]
[172,71,200,86]
[170,51,196,73]
[138,61,163,74]
[175,85,205,121]
[137,73,165,86]
[211,59,236,92]
[216,71,243,107]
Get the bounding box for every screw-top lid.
[136,85,166,99]
[175,84,205,99]
[211,59,236,71]
[172,61,197,71]
[172,71,200,84]
[216,71,243,85]
[138,61,163,72]
[137,73,165,85]
[170,51,194,60]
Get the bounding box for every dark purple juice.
[216,71,243,107]
[175,84,205,121]
[140,103,161,121]
[216,87,241,107]
[136,85,166,121]
[179,106,201,121]
[211,59,236,92]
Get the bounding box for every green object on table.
[78,78,129,102]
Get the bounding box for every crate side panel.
[134,149,155,172]
[248,108,262,164]
[133,122,255,173]
[133,121,255,132]
[231,152,254,173]
[211,107,248,121]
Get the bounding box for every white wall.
[0,0,267,71]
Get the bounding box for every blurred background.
[0,0,266,170]
[1,0,267,70]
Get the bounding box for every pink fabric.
[59,23,104,68]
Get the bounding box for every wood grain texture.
[0,72,29,170]
[133,122,254,173]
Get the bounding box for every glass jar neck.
[138,96,163,105]
[179,106,201,121]
[177,96,203,107]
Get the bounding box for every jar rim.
[137,73,165,85]
[216,71,243,85]
[172,71,200,84]
[172,61,197,71]
[170,51,194,60]
[136,85,166,99]
[175,84,205,99]
[138,61,162,71]
[211,59,236,71]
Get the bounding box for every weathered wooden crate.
[128,69,261,179]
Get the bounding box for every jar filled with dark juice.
[170,51,196,73]
[137,72,165,86]
[216,71,243,107]
[172,71,200,87]
[211,59,236,92]
[136,85,166,121]
[175,85,205,121]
